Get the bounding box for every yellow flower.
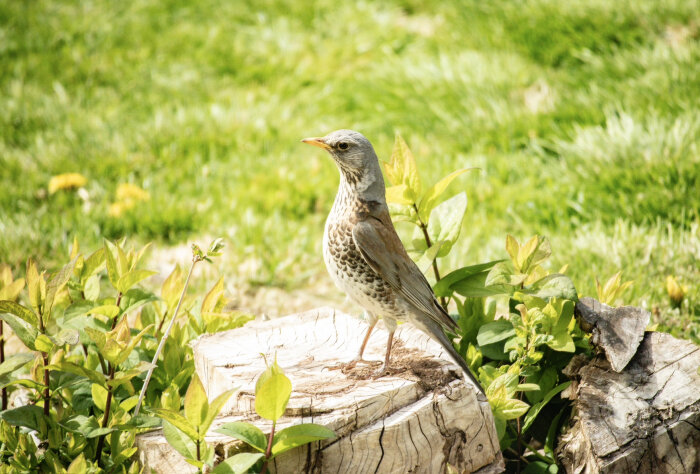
[48,173,87,194]
[116,183,150,202]
[109,183,150,218]
[666,275,686,308]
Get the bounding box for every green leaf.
[491,397,530,421]
[505,235,519,266]
[35,334,54,353]
[163,419,199,462]
[546,299,576,353]
[414,242,444,274]
[87,305,121,319]
[92,383,109,412]
[522,382,571,433]
[0,313,38,350]
[110,323,153,367]
[0,353,34,377]
[255,362,292,422]
[66,454,87,474]
[384,135,421,200]
[49,361,106,386]
[108,361,155,389]
[104,241,120,287]
[0,300,38,327]
[385,184,414,205]
[477,320,516,346]
[202,389,237,434]
[0,405,45,431]
[215,422,267,453]
[184,373,209,429]
[212,453,265,474]
[433,260,504,297]
[119,288,158,315]
[418,168,476,223]
[485,261,527,287]
[54,328,80,346]
[148,408,198,440]
[26,258,43,314]
[60,414,116,438]
[0,279,24,301]
[427,192,467,257]
[116,269,157,294]
[527,274,578,302]
[271,423,336,457]
[45,257,77,318]
[526,367,557,404]
[82,248,106,280]
[207,237,225,257]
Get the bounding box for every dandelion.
[109,183,150,217]
[48,173,87,194]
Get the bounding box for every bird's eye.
[338,142,349,150]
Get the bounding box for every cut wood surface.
[137,307,503,473]
[558,331,700,474]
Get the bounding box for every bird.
[302,129,484,394]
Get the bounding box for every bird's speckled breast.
[323,193,403,320]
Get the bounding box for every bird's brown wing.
[352,214,458,333]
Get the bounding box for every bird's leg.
[373,330,395,377]
[345,320,376,369]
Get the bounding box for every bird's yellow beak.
[301,137,331,150]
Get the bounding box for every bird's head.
[302,129,385,198]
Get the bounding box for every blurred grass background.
[0,0,698,339]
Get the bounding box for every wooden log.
[137,307,503,473]
[575,297,650,372]
[558,331,700,473]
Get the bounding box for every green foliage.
[0,238,251,471]
[213,362,335,474]
[386,139,595,471]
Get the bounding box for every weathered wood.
[137,307,503,473]
[575,297,650,373]
[558,331,700,474]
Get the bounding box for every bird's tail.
[411,316,485,395]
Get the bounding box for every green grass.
[0,0,698,336]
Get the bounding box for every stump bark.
[558,331,700,473]
[137,307,503,473]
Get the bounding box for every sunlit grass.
[0,0,697,336]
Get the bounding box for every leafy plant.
[0,237,251,471]
[383,134,476,307]
[595,271,633,306]
[213,359,335,474]
[148,373,235,470]
[384,136,593,472]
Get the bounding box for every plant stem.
[516,416,522,474]
[111,292,123,330]
[260,421,276,474]
[42,352,50,417]
[96,352,108,376]
[37,307,50,417]
[95,366,115,464]
[412,204,448,309]
[1,321,6,410]
[134,258,197,416]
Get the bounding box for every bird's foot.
[371,364,390,379]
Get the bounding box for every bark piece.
[575,297,650,372]
[558,331,700,473]
[137,307,503,473]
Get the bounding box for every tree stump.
[558,331,700,473]
[136,307,503,473]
